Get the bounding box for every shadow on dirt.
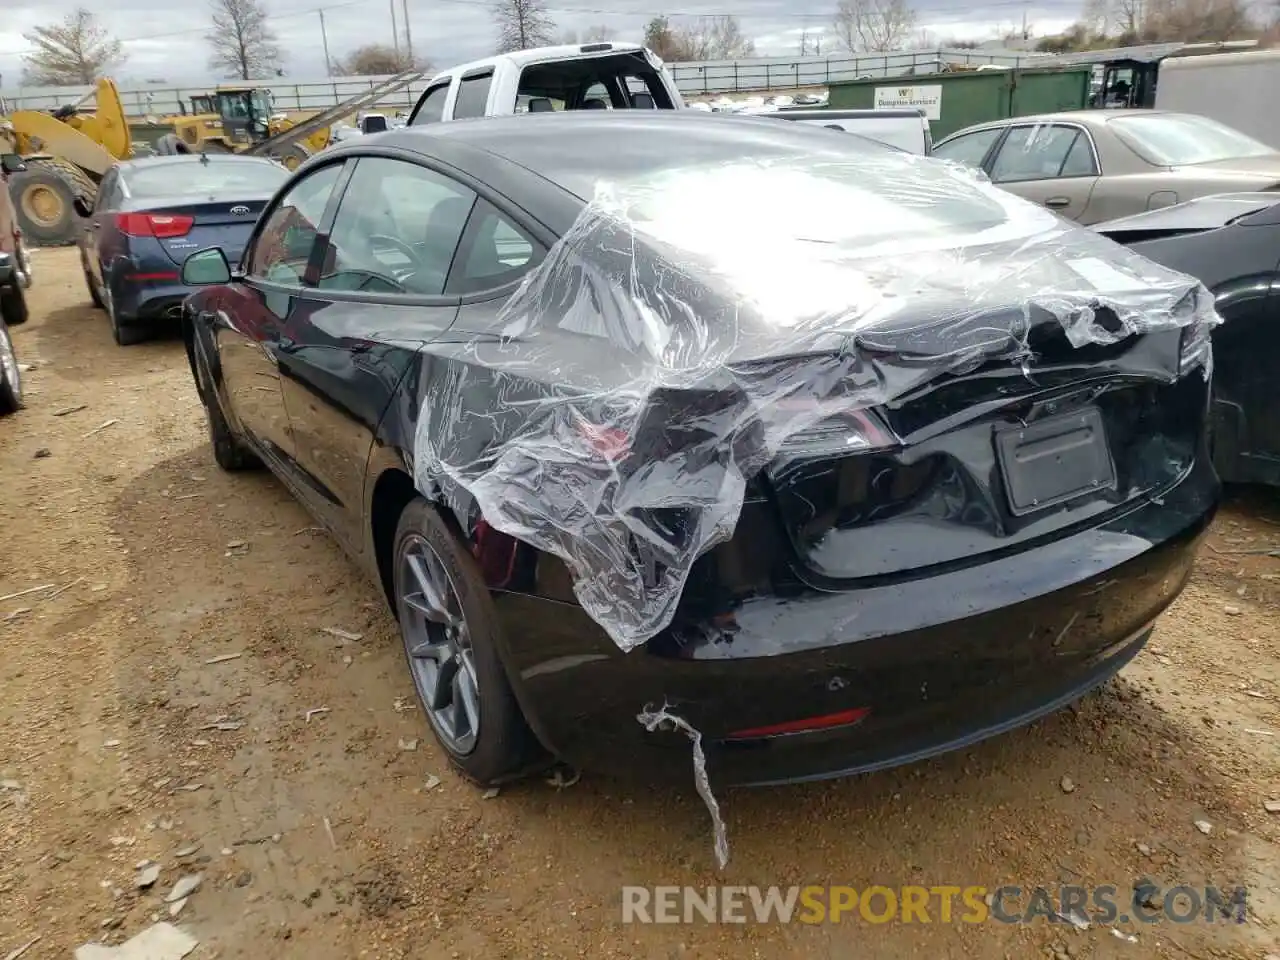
[32,305,186,387]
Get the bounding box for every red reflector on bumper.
[726,707,871,741]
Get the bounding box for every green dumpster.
[827,67,1093,140]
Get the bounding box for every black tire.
[0,319,24,415]
[82,255,105,309]
[155,134,193,156]
[272,143,312,172]
[103,283,147,346]
[194,339,260,470]
[7,166,78,246]
[0,283,28,327]
[393,498,540,786]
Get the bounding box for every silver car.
[931,110,1280,225]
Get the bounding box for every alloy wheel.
[397,534,481,756]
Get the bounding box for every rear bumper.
[493,451,1218,787]
[111,278,190,322]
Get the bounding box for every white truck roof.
[437,41,651,79]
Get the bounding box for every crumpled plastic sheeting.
[414,145,1219,651]
[637,703,730,869]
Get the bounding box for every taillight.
[575,417,631,461]
[115,212,194,238]
[771,401,899,459]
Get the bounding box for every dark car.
[73,153,288,345]
[177,112,1218,789]
[1095,193,1280,487]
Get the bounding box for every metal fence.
[0,47,1042,115]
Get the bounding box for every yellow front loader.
[1,78,131,245]
[156,85,331,170]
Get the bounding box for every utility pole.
[402,0,413,63]
[319,9,333,76]
[390,0,400,57]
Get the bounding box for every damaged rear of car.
[411,115,1219,790]
[180,114,1219,811]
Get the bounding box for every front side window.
[411,84,450,125]
[932,127,1003,169]
[321,157,476,296]
[246,162,344,285]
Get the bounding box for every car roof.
[335,111,895,201]
[943,109,1201,138]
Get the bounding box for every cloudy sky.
[0,0,1081,89]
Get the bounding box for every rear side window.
[411,83,450,125]
[454,72,493,119]
[246,162,344,286]
[447,199,543,295]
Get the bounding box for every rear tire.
[104,283,146,346]
[0,283,28,327]
[392,498,540,786]
[82,256,105,309]
[0,320,24,415]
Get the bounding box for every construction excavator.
[4,68,429,246]
[0,77,131,246]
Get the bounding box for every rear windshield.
[127,159,287,197]
[1109,114,1275,166]
[515,51,673,112]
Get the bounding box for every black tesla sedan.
[179,112,1219,788]
[1094,193,1280,488]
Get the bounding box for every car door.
[84,168,123,291]
[985,123,1101,222]
[274,156,474,553]
[213,161,346,470]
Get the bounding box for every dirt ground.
[1,248,1279,960]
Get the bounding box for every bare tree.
[674,16,756,59]
[832,0,918,52]
[339,43,430,75]
[207,0,282,80]
[1141,0,1257,40]
[493,0,557,52]
[20,8,125,85]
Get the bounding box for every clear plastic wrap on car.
[414,146,1220,652]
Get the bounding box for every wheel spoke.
[430,655,459,711]
[454,657,481,739]
[406,552,455,625]
[408,638,449,662]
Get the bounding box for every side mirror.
[182,247,233,285]
[1,154,26,174]
[73,196,94,218]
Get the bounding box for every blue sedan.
[74,154,288,345]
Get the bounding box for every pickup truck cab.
[408,42,685,124]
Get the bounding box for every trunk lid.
[127,194,269,268]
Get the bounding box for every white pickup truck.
[405,42,932,154]
[407,43,686,124]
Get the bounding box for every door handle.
[1044,197,1070,209]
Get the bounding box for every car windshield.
[1109,114,1276,166]
[127,160,287,197]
